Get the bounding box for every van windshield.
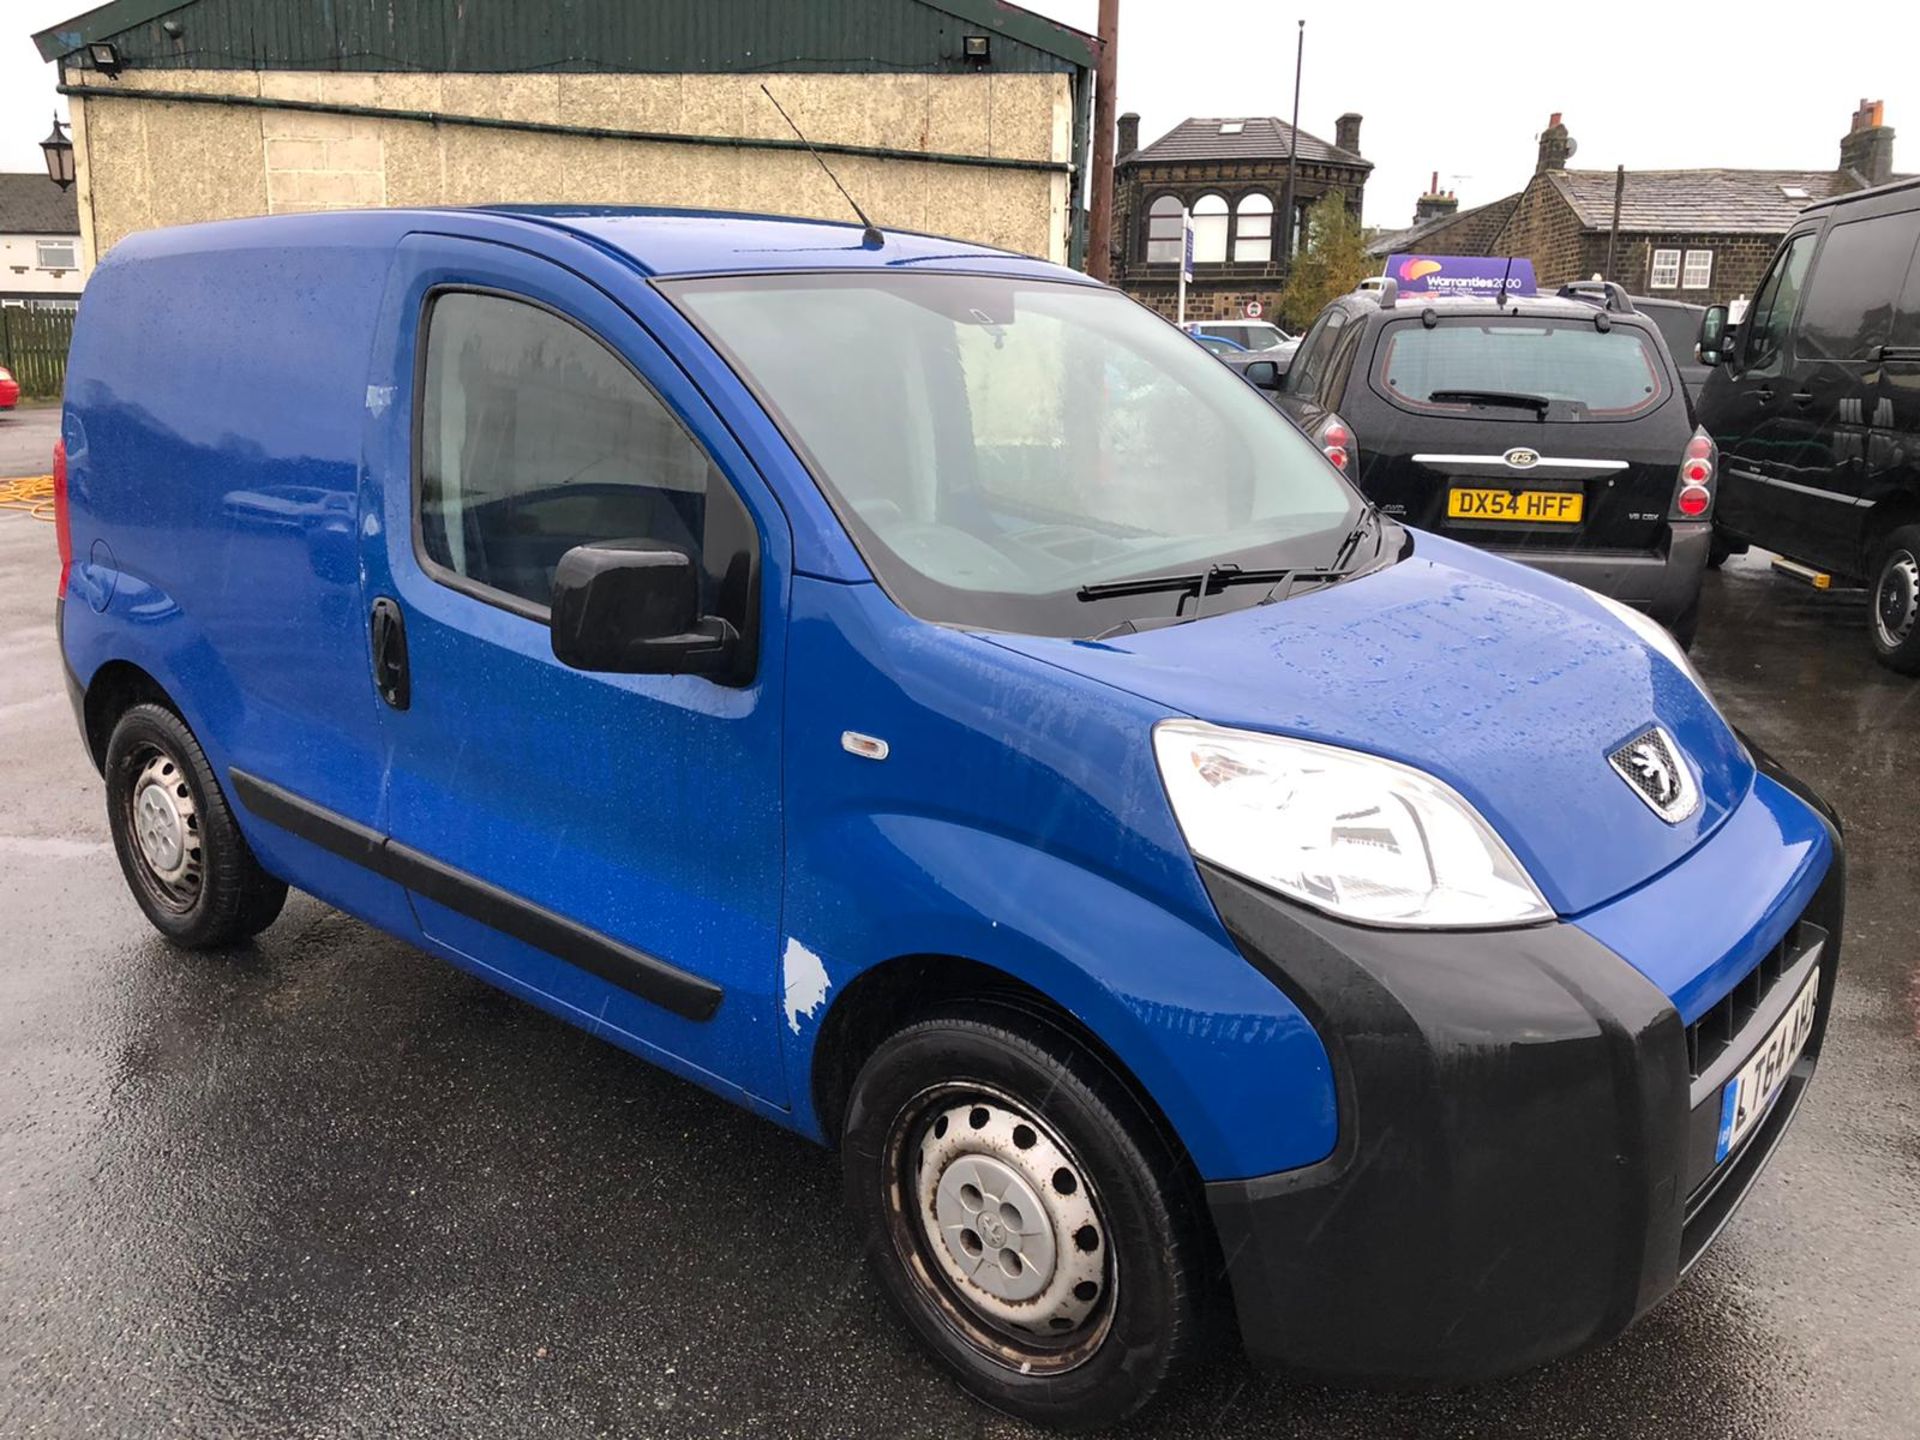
[1376,317,1669,420]
[667,272,1362,636]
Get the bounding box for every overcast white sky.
[5,0,1918,228]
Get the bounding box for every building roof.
[1366,193,1520,257]
[1122,116,1367,169]
[0,173,80,234]
[35,0,1094,73]
[1548,168,1861,235]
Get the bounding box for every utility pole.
[1274,20,1305,268]
[1605,164,1625,279]
[1086,0,1120,280]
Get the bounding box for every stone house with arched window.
[1110,111,1370,322]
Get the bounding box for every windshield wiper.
[1075,563,1299,605]
[1427,388,1552,414]
[1329,508,1379,572]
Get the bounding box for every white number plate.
[1716,968,1820,1164]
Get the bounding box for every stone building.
[1110,111,1371,322]
[32,0,1095,276]
[1369,102,1902,308]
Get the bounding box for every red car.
[0,365,20,409]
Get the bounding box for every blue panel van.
[55,207,1844,1430]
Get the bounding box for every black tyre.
[104,703,288,947]
[1869,525,1920,675]
[1707,529,1738,569]
[842,1002,1205,1431]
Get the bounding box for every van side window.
[1882,214,1920,351]
[417,291,756,630]
[1797,211,1920,361]
[1740,232,1816,376]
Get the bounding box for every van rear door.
[358,231,793,1106]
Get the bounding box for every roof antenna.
[760,84,884,248]
[1495,254,1515,308]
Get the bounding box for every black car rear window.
[1375,318,1668,421]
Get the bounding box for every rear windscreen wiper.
[1426,388,1553,414]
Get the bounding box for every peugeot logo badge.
[1504,446,1541,469]
[1607,726,1699,824]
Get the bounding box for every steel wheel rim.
[124,747,203,913]
[883,1081,1115,1373]
[1875,549,1919,651]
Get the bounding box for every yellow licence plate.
[1447,487,1584,523]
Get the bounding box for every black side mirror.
[1242,359,1282,391]
[550,543,737,676]
[1698,304,1730,366]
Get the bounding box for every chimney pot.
[1840,101,1895,186]
[1335,112,1363,155]
[1537,113,1572,173]
[1117,111,1140,160]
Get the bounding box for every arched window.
[1145,194,1183,264]
[1234,193,1273,262]
[1191,194,1229,265]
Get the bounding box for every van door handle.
[369,597,411,711]
[1790,391,1815,407]
[1753,386,1774,403]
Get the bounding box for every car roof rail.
[1557,279,1637,315]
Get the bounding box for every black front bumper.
[1201,748,1844,1384]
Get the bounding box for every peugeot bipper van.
[1696,175,1920,672]
[56,208,1844,1430]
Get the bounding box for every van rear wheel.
[104,703,287,947]
[1869,526,1920,675]
[841,1002,1204,1431]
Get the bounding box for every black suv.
[1694,175,1920,673]
[1266,283,1715,641]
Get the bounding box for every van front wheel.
[841,1004,1204,1431]
[104,703,288,947]
[1869,526,1920,675]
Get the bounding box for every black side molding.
[228,769,723,1023]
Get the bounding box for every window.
[1191,194,1229,265]
[1780,185,1811,201]
[1796,211,1920,361]
[1377,319,1667,420]
[667,271,1356,638]
[1681,250,1713,290]
[1218,121,1245,135]
[1145,195,1183,265]
[1649,249,1681,289]
[1234,194,1274,263]
[1741,231,1817,375]
[417,290,755,634]
[1286,308,1346,397]
[35,239,77,270]
[1889,218,1920,351]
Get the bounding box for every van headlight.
[1153,720,1552,929]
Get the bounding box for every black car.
[1632,295,1712,404]
[1694,175,1920,673]
[1269,283,1716,641]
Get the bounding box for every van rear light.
[1672,429,1716,520]
[52,437,72,598]
[1319,416,1354,474]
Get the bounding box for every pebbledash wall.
[62,67,1075,270]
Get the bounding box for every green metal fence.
[0,307,76,399]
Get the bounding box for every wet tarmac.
[2,508,1916,1439]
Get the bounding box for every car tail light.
[53,437,72,597]
[1673,429,1715,519]
[1318,416,1354,474]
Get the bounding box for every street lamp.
[41,114,75,190]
